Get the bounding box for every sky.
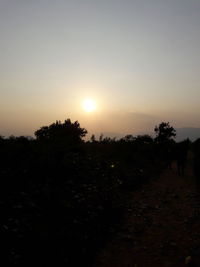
[0,0,200,137]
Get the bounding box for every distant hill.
[176,128,200,141]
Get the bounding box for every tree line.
[1,119,200,267]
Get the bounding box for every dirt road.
[95,154,200,266]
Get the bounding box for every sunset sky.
[0,0,200,137]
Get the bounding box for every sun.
[83,99,96,112]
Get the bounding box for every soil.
[94,152,200,267]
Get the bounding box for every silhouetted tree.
[90,134,96,143]
[35,119,87,143]
[135,134,153,144]
[121,135,135,142]
[154,122,176,143]
[154,122,176,169]
[101,136,116,143]
[99,134,104,142]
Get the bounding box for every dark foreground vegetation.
[1,120,200,266]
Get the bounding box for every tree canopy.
[154,122,176,143]
[35,119,87,143]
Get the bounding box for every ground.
[94,152,200,267]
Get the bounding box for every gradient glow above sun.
[83,99,97,112]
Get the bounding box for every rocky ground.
[94,153,200,267]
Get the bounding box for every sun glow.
[83,99,96,112]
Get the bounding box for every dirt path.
[94,153,200,267]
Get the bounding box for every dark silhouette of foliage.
[154,122,176,170]
[3,118,193,267]
[99,133,104,142]
[90,134,96,143]
[175,139,190,176]
[135,134,153,144]
[193,138,200,186]
[121,134,135,142]
[34,119,87,143]
[154,122,176,143]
